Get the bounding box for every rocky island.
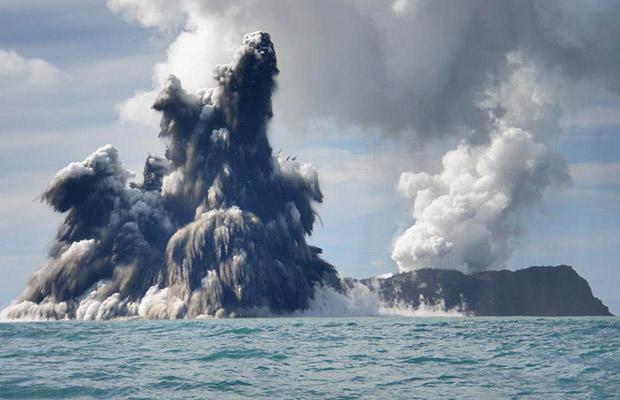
[354,265,612,316]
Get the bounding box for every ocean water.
[1,317,618,399]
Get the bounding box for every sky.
[0,0,619,314]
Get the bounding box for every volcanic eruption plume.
[1,32,340,320]
[392,55,572,273]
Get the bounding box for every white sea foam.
[299,283,464,318]
[0,300,69,321]
[1,280,464,321]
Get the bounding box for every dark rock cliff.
[355,265,612,316]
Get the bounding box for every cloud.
[106,0,185,30]
[108,0,620,144]
[0,49,63,92]
[116,90,160,128]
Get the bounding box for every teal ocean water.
[1,317,618,399]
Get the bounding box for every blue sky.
[0,1,619,314]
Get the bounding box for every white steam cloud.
[392,123,570,272]
[392,54,571,272]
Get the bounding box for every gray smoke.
[1,32,339,320]
[111,0,620,142]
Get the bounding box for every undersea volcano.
[1,32,341,320]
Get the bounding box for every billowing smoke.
[1,32,340,320]
[392,55,571,272]
[106,1,620,277]
[392,122,570,272]
[109,1,620,142]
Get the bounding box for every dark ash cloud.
[2,32,339,320]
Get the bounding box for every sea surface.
[1,317,618,399]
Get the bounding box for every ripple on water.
[0,317,618,399]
